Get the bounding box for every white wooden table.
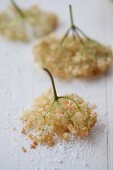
[0,0,113,170]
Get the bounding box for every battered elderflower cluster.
[21,68,97,148]
[0,0,58,41]
[33,5,113,79]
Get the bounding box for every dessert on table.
[21,69,97,148]
[0,0,58,41]
[33,5,113,79]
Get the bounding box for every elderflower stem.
[57,100,74,125]
[74,28,84,44]
[61,4,90,46]
[10,0,25,18]
[43,68,58,100]
[69,4,75,29]
[43,100,55,118]
[75,26,90,40]
[39,124,46,136]
[59,96,81,110]
[61,28,71,44]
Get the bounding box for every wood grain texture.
[0,0,113,170]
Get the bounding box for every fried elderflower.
[21,68,97,147]
[0,0,58,41]
[33,5,113,79]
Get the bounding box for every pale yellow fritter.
[21,89,97,147]
[0,5,58,41]
[33,36,113,79]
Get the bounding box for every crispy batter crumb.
[30,143,36,149]
[27,134,33,140]
[22,146,27,153]
[33,36,113,79]
[13,127,16,131]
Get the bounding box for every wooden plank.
[0,0,113,169]
[106,65,113,170]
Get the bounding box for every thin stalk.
[59,96,81,110]
[10,0,25,18]
[43,68,58,100]
[39,124,46,136]
[72,30,76,41]
[61,4,90,45]
[74,28,84,44]
[43,100,55,118]
[57,100,74,126]
[75,26,90,40]
[61,28,71,44]
[69,4,74,29]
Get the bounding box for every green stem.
[69,4,75,29]
[59,96,81,110]
[61,4,90,45]
[75,26,90,40]
[61,28,71,44]
[43,68,58,100]
[40,124,46,136]
[10,0,25,18]
[74,28,84,44]
[43,100,55,118]
[57,100,74,126]
[72,30,76,41]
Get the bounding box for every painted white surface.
[0,0,113,170]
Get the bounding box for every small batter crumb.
[13,127,16,131]
[22,146,27,153]
[30,143,36,149]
